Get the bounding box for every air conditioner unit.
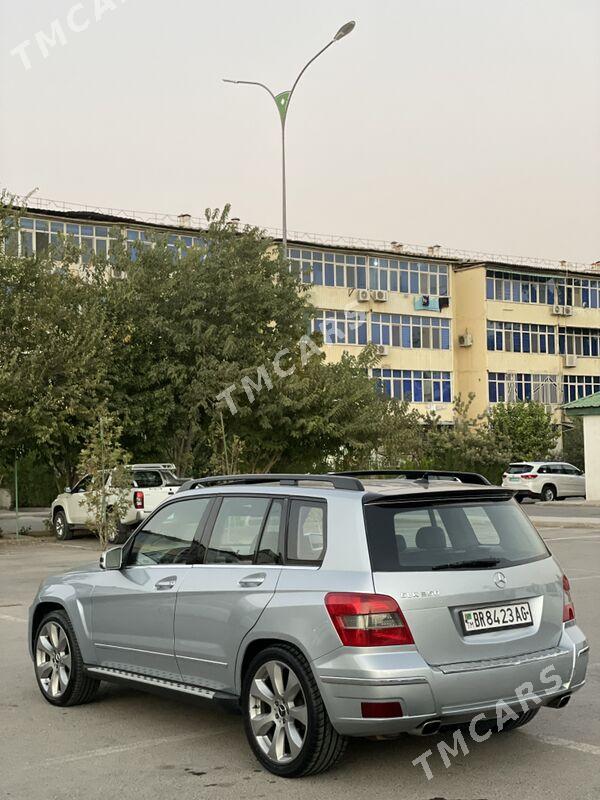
[563,305,574,316]
[356,289,370,302]
[564,354,578,368]
[551,305,564,316]
[371,289,388,302]
[374,344,388,356]
[458,332,473,347]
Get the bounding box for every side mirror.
[100,546,124,570]
[64,487,72,494]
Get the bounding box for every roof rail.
[178,473,365,492]
[331,469,491,486]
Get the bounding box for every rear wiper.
[432,558,501,571]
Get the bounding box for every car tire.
[33,609,100,707]
[107,521,131,545]
[541,484,557,502]
[242,643,347,778]
[53,510,74,540]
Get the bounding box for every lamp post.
[223,20,355,252]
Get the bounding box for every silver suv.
[29,471,589,777]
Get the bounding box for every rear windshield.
[364,500,549,571]
[507,464,533,474]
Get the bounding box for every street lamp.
[223,20,356,252]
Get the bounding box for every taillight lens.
[133,490,144,510]
[562,574,575,623]
[325,592,414,647]
[520,474,537,480]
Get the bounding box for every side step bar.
[86,665,237,704]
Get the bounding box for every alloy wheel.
[54,515,65,538]
[36,622,72,698]
[248,659,308,764]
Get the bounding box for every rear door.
[174,495,284,692]
[366,497,564,666]
[561,464,585,497]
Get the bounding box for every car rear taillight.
[133,490,144,510]
[325,592,414,647]
[562,574,575,623]
[520,474,537,480]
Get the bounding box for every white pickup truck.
[51,463,185,542]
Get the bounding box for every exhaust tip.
[548,694,571,709]
[420,719,442,736]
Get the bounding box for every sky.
[1,0,599,263]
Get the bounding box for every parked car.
[30,470,588,777]
[502,461,586,502]
[51,463,185,542]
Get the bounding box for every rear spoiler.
[362,487,517,506]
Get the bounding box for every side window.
[538,466,547,474]
[562,465,578,475]
[205,496,270,564]
[256,500,284,564]
[72,475,91,493]
[287,500,326,564]
[133,470,163,488]
[127,498,211,566]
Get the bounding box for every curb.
[531,518,600,530]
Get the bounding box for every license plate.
[509,476,521,482]
[461,602,533,634]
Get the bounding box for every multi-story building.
[10,198,600,426]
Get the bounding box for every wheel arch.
[236,636,314,695]
[31,601,67,651]
[541,482,557,500]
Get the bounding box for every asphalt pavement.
[1,528,599,800]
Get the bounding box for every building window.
[288,249,449,297]
[486,268,600,309]
[563,375,600,403]
[371,313,450,350]
[488,373,559,404]
[486,320,556,354]
[372,369,452,403]
[312,309,368,345]
[558,327,600,357]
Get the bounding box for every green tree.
[418,395,512,482]
[372,400,425,469]
[77,413,131,549]
[562,417,584,470]
[487,402,558,462]
[105,207,386,476]
[0,199,115,489]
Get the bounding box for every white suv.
[502,462,586,502]
[51,464,185,541]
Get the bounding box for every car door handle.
[155,576,177,590]
[238,573,266,588]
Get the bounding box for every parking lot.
[1,522,599,800]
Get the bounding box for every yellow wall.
[452,267,488,415]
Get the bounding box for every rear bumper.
[314,624,589,736]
